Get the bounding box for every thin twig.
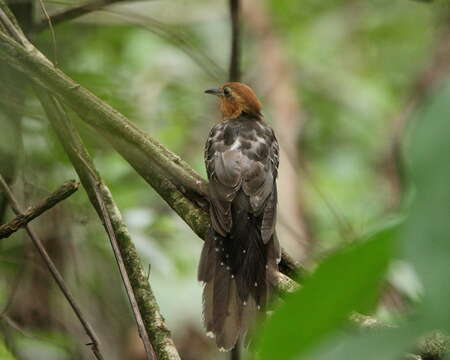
[93,173,156,360]
[33,0,125,32]
[228,0,241,81]
[1,314,37,339]
[108,10,224,81]
[36,0,58,65]
[0,180,79,239]
[0,174,104,360]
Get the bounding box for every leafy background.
[0,0,449,359]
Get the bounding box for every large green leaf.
[254,227,395,360]
[402,82,450,331]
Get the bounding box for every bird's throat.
[219,98,244,120]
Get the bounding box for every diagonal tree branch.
[36,90,180,360]
[33,0,128,33]
[0,180,79,239]
[0,174,104,360]
[0,8,302,289]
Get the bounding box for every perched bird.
[198,82,280,351]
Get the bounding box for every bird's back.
[199,114,280,351]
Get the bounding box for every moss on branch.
[0,180,79,239]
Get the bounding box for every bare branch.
[33,0,126,33]
[36,0,58,64]
[228,0,241,81]
[0,174,104,360]
[0,180,79,239]
[36,91,180,360]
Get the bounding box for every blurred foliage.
[0,0,449,359]
[254,81,450,359]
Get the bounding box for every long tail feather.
[199,191,279,351]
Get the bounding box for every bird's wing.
[205,122,242,236]
[260,128,279,243]
[205,120,279,239]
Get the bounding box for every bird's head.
[205,82,262,120]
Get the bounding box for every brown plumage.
[199,82,280,351]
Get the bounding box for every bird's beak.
[204,88,223,96]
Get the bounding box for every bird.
[198,82,280,351]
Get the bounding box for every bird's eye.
[223,87,231,97]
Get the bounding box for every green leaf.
[254,227,395,360]
[402,81,450,331]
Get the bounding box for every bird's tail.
[198,216,279,351]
